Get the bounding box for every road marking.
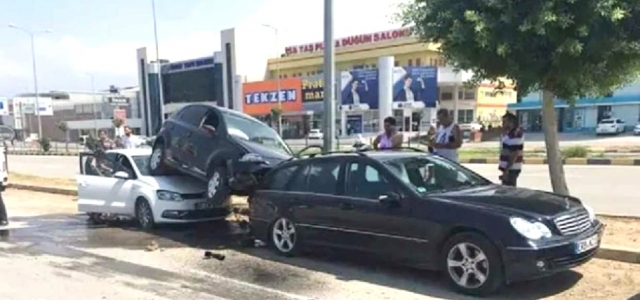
[188,269,314,300]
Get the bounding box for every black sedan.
[248,151,604,296]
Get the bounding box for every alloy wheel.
[137,201,153,229]
[207,171,221,199]
[272,218,297,253]
[447,242,490,289]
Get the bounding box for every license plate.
[575,234,599,254]
[196,202,215,210]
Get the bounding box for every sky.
[0,0,404,96]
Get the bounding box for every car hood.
[232,137,292,162]
[138,176,205,194]
[434,185,583,217]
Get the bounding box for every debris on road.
[204,251,225,261]
[145,240,160,252]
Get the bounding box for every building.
[9,87,143,141]
[508,84,640,132]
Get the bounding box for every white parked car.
[634,123,640,135]
[596,118,626,135]
[77,148,231,229]
[308,129,323,139]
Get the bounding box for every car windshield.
[132,155,151,176]
[221,111,292,155]
[600,120,614,124]
[383,155,491,193]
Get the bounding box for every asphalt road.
[1,190,639,300]
[7,155,639,217]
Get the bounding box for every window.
[484,91,494,97]
[464,89,475,100]
[457,110,474,124]
[116,155,136,178]
[440,92,453,101]
[394,61,399,67]
[408,59,413,66]
[267,165,298,190]
[178,106,208,127]
[345,162,393,200]
[132,155,151,176]
[416,58,422,66]
[289,165,310,192]
[221,111,292,155]
[383,156,489,193]
[83,152,117,177]
[306,161,341,194]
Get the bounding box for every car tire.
[206,165,232,204]
[149,142,168,176]
[269,216,301,257]
[135,198,155,230]
[441,232,504,297]
[87,213,105,225]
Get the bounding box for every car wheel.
[206,165,231,204]
[442,232,504,297]
[270,216,300,256]
[149,142,167,175]
[135,198,155,230]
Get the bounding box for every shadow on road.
[0,213,583,300]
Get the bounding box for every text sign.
[108,96,130,106]
[244,89,297,105]
[285,28,412,56]
[302,77,324,102]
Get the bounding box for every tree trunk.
[541,90,570,195]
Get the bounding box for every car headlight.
[156,190,183,202]
[583,204,596,223]
[510,217,552,240]
[239,153,266,163]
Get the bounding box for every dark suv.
[149,104,293,204]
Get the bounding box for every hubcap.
[207,171,220,198]
[138,202,152,227]
[447,242,490,289]
[150,148,162,169]
[272,218,296,253]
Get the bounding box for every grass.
[10,172,76,189]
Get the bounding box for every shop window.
[416,58,422,66]
[440,92,453,100]
[464,90,475,100]
[457,110,474,124]
[408,59,413,66]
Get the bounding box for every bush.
[38,137,51,152]
[562,146,589,158]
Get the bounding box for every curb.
[595,244,640,264]
[460,157,640,166]
[7,183,77,196]
[8,151,78,156]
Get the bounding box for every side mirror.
[378,192,401,208]
[114,171,130,180]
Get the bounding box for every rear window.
[310,129,320,133]
[599,120,614,124]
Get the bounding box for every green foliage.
[396,0,640,101]
[85,135,100,152]
[112,118,124,128]
[562,145,589,158]
[38,137,51,152]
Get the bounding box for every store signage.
[108,96,130,106]
[285,28,413,56]
[244,89,298,105]
[301,78,324,102]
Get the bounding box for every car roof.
[106,148,152,156]
[191,103,265,122]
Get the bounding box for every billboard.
[12,97,54,116]
[0,98,8,116]
[301,76,324,102]
[242,78,303,116]
[340,69,379,110]
[392,66,438,108]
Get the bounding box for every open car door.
[77,152,119,214]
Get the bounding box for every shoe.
[0,220,8,226]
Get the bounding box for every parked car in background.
[634,123,640,135]
[249,150,603,296]
[596,118,626,135]
[308,129,323,139]
[77,148,230,229]
[149,104,293,205]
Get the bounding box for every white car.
[308,129,323,139]
[596,118,626,135]
[634,124,640,135]
[77,148,231,229]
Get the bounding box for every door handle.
[339,202,354,210]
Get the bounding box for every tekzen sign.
[245,89,297,105]
[285,28,413,56]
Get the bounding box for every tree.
[398,0,640,195]
[57,120,69,152]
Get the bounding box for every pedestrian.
[430,109,462,162]
[499,112,524,186]
[98,129,116,151]
[0,183,8,226]
[373,117,403,150]
[120,125,143,149]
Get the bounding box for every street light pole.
[151,0,166,124]
[322,0,335,151]
[89,74,98,136]
[263,24,282,135]
[9,23,51,139]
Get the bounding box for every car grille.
[181,192,206,200]
[554,209,592,236]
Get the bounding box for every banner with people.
[340,69,379,110]
[392,66,438,108]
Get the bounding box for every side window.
[289,165,310,192]
[266,165,298,191]
[116,155,136,177]
[345,162,393,200]
[179,106,208,127]
[83,153,117,178]
[306,161,341,195]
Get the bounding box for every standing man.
[120,125,143,149]
[373,117,403,150]
[499,112,524,186]
[97,129,116,151]
[430,109,462,162]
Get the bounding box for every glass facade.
[162,65,223,106]
[147,74,163,135]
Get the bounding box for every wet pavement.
[0,190,638,300]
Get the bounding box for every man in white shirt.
[120,125,143,149]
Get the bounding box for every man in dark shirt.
[499,112,524,186]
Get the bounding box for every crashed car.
[149,104,293,205]
[77,148,230,229]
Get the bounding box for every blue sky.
[0,0,402,96]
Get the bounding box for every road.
[1,190,639,300]
[6,155,639,217]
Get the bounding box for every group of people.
[372,109,524,187]
[95,125,145,151]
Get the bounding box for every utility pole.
[322,0,335,152]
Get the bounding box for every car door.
[77,152,120,214]
[188,108,224,177]
[333,159,429,258]
[110,154,138,215]
[286,158,349,247]
[174,105,208,172]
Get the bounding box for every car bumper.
[502,221,604,284]
[158,206,231,223]
[633,129,640,135]
[596,128,618,134]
